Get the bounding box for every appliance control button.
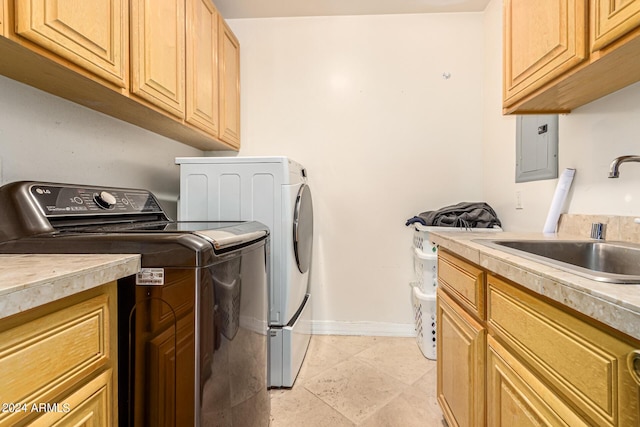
[94,191,117,209]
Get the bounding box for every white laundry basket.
[412,223,502,294]
[413,247,437,294]
[409,224,501,360]
[412,285,437,360]
[413,226,438,254]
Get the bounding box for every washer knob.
[94,191,117,209]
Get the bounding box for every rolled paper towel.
[543,168,576,234]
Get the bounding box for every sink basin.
[475,239,640,284]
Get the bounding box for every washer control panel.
[29,184,163,216]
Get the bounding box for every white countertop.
[0,254,141,320]
[429,230,640,342]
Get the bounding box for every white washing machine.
[176,156,313,388]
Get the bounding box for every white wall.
[482,0,640,232]
[226,13,485,334]
[0,76,203,217]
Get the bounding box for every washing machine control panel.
[29,184,164,217]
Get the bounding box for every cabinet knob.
[627,350,640,385]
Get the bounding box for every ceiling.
[214,0,491,19]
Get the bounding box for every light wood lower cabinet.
[0,283,117,427]
[437,249,640,427]
[488,274,640,427]
[438,250,484,319]
[487,335,589,427]
[437,288,486,427]
[29,370,114,427]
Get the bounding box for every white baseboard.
[310,320,416,337]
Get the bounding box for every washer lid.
[293,184,313,274]
[194,227,268,251]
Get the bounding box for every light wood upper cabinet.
[131,0,186,118]
[219,17,240,148]
[14,0,128,89]
[591,0,640,51]
[0,0,240,150]
[0,1,4,36]
[186,0,220,136]
[130,0,240,146]
[503,0,640,114]
[503,0,587,108]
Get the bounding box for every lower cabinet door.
[488,274,640,426]
[0,289,113,427]
[487,336,590,427]
[437,289,486,427]
[29,369,113,427]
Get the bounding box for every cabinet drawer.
[0,292,111,426]
[438,250,484,320]
[487,274,640,427]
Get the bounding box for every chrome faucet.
[590,222,606,240]
[608,155,640,178]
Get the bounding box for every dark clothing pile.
[405,202,501,229]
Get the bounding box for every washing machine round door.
[293,184,313,274]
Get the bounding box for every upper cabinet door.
[503,0,588,106]
[591,0,640,51]
[219,18,240,148]
[15,0,128,88]
[186,0,219,136]
[131,0,186,118]
[0,1,5,36]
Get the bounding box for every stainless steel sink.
[474,239,640,284]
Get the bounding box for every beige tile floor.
[270,335,445,426]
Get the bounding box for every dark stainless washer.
[0,181,270,427]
